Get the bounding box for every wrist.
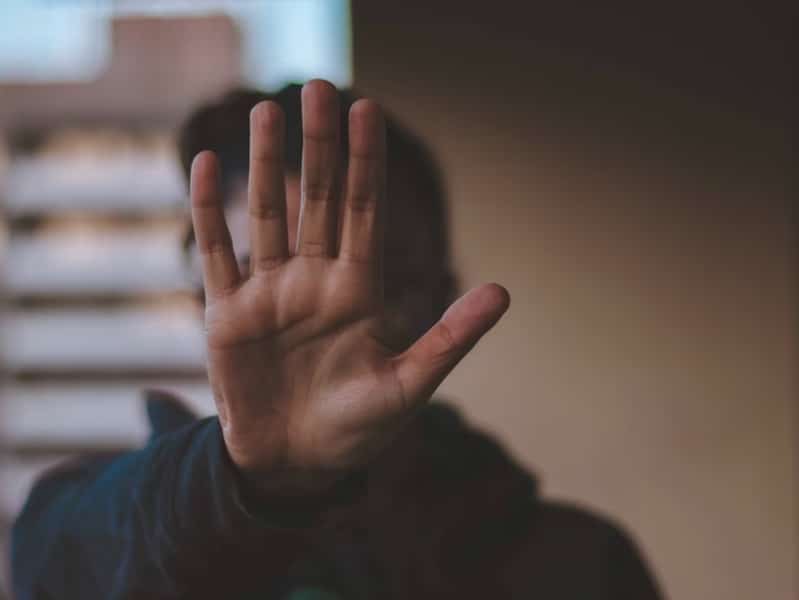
[232,460,368,528]
[222,432,347,499]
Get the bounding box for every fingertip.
[302,79,339,108]
[190,151,220,205]
[191,150,218,177]
[484,283,511,314]
[449,283,510,331]
[349,98,383,124]
[349,99,385,153]
[304,78,336,91]
[301,80,340,140]
[250,100,284,131]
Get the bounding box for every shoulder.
[411,402,663,598]
[500,500,663,598]
[526,500,650,564]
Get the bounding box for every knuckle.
[200,239,230,257]
[430,322,457,358]
[251,149,282,165]
[303,180,335,202]
[252,255,285,271]
[249,202,284,221]
[347,193,375,212]
[338,250,371,265]
[299,239,327,257]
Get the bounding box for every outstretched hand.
[190,80,510,495]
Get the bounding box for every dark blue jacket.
[11,391,662,599]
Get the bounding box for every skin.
[189,80,510,496]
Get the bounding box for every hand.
[190,80,510,495]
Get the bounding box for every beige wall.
[352,5,795,599]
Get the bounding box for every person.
[11,80,662,599]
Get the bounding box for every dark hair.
[177,84,457,342]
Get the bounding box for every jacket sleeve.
[10,394,322,600]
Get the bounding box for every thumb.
[392,283,510,404]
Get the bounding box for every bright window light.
[0,0,352,90]
[233,1,352,90]
[0,0,111,82]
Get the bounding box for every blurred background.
[0,2,794,598]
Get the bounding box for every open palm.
[190,81,509,495]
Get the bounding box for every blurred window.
[0,0,110,82]
[0,0,352,89]
[0,5,351,596]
